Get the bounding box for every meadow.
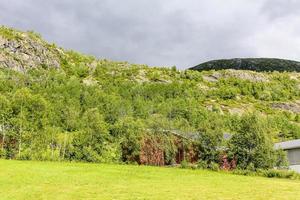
[0,159,300,200]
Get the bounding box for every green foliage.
[260,169,299,179]
[196,112,224,164]
[0,26,23,40]
[274,149,289,168]
[232,168,300,180]
[180,159,189,168]
[111,117,144,163]
[66,109,113,162]
[227,114,276,169]
[197,160,209,169]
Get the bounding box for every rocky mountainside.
[0,27,62,71]
[190,58,300,72]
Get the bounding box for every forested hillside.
[1,26,300,169]
[190,58,300,72]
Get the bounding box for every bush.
[232,169,300,180]
[195,160,220,171]
[180,160,189,169]
[31,148,61,161]
[246,163,255,171]
[16,148,32,160]
[259,169,299,179]
[197,160,208,169]
[0,148,5,158]
[232,169,255,176]
[208,162,220,171]
[274,149,288,168]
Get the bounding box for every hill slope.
[1,26,300,166]
[190,58,300,72]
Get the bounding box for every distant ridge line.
[189,58,300,72]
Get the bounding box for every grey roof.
[162,129,232,141]
[275,139,300,150]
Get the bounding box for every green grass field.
[0,160,300,200]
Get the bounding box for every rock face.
[271,102,300,113]
[190,58,300,72]
[0,28,62,71]
[202,69,268,82]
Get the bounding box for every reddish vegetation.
[140,137,165,166]
[139,136,198,166]
[220,153,237,170]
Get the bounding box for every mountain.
[0,26,300,167]
[190,58,300,72]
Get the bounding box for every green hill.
[190,58,300,72]
[0,26,300,169]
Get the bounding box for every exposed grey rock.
[225,69,268,82]
[202,69,268,82]
[0,53,5,62]
[202,75,219,82]
[228,107,245,115]
[271,102,300,113]
[0,32,62,71]
[0,36,5,46]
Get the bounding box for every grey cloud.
[0,0,299,68]
[262,0,300,20]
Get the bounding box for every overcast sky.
[0,0,299,69]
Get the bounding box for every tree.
[227,113,276,170]
[68,108,112,162]
[111,117,144,163]
[196,112,224,164]
[10,88,49,159]
[0,95,11,157]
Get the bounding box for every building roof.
[275,139,300,150]
[162,129,232,141]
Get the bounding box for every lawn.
[0,160,299,200]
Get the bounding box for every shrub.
[246,163,255,171]
[232,169,255,176]
[196,160,219,171]
[274,149,288,168]
[232,169,300,180]
[257,169,300,180]
[197,160,208,169]
[180,160,189,169]
[16,148,32,160]
[0,148,5,158]
[208,162,220,171]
